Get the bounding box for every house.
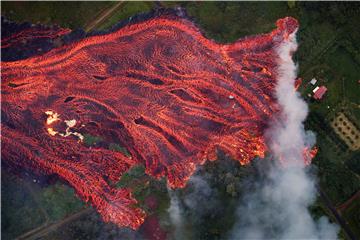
[313,86,327,100]
[295,77,302,90]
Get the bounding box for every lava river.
[1,14,299,229]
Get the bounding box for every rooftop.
[313,85,328,100]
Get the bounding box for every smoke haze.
[229,30,339,239]
[167,173,222,239]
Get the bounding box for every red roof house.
[313,86,327,100]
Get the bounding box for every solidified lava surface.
[1,14,299,229]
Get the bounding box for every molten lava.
[1,15,299,229]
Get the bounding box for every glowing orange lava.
[1,15,299,229]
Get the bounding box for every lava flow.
[1,14,299,229]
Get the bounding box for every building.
[310,78,317,85]
[312,86,319,93]
[313,86,327,100]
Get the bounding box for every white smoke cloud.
[168,188,184,240]
[229,30,340,239]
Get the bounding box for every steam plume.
[229,30,339,239]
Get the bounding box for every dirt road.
[16,208,93,240]
[84,1,124,32]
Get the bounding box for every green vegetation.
[186,2,293,43]
[306,112,360,204]
[1,170,84,239]
[345,152,360,176]
[39,182,84,221]
[341,197,360,237]
[309,198,332,221]
[301,43,360,121]
[98,2,154,30]
[1,171,47,240]
[328,46,360,106]
[1,2,114,29]
[287,1,296,9]
[116,165,146,189]
[299,30,360,207]
[174,154,254,239]
[109,143,131,158]
[83,133,103,147]
[83,136,132,158]
[115,164,170,217]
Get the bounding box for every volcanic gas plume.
[1,14,299,229]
